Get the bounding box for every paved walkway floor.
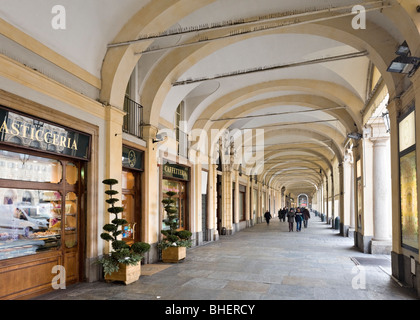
[36,216,418,301]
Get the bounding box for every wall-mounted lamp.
[347,132,362,140]
[382,111,390,133]
[387,41,420,78]
[387,56,420,76]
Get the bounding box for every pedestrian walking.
[295,208,303,232]
[281,207,287,222]
[302,207,310,228]
[287,208,295,232]
[264,211,272,225]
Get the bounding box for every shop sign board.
[162,162,189,181]
[122,146,144,171]
[0,105,91,160]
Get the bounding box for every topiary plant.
[158,191,192,250]
[98,179,150,276]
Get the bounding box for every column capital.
[370,135,390,145]
[366,122,390,143]
[142,124,159,140]
[386,96,402,115]
[105,104,126,126]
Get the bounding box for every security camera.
[347,132,362,140]
[153,133,167,143]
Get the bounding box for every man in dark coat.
[264,211,272,225]
[302,207,311,228]
[280,207,287,222]
[287,208,295,232]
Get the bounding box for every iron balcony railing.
[123,96,143,139]
[177,128,189,158]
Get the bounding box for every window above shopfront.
[0,150,62,183]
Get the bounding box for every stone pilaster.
[221,169,233,234]
[192,150,202,245]
[142,124,159,262]
[387,97,403,255]
[103,105,125,254]
[209,163,218,240]
[233,170,240,231]
[104,104,125,190]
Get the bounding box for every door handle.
[132,222,137,239]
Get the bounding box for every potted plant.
[158,191,192,262]
[98,178,150,285]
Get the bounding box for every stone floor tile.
[35,217,419,301]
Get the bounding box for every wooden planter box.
[161,246,186,263]
[105,262,141,285]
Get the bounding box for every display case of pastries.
[0,239,46,260]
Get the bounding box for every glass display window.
[66,162,78,185]
[0,148,84,261]
[398,107,418,251]
[0,150,62,183]
[65,192,77,248]
[0,188,62,260]
[162,179,186,230]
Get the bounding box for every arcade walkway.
[37,216,418,301]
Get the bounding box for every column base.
[354,231,372,253]
[339,223,350,237]
[194,231,203,246]
[213,230,219,241]
[370,239,392,255]
[391,251,420,294]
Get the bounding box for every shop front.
[161,162,190,232]
[121,145,144,245]
[0,105,91,299]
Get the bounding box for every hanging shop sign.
[122,145,144,171]
[0,105,91,160]
[162,162,190,181]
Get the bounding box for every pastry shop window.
[0,188,62,260]
[66,162,78,185]
[0,149,83,261]
[65,192,77,248]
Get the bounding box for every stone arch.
[202,94,357,132]
[192,79,363,132]
[100,2,420,131]
[100,0,215,109]
[142,17,406,127]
